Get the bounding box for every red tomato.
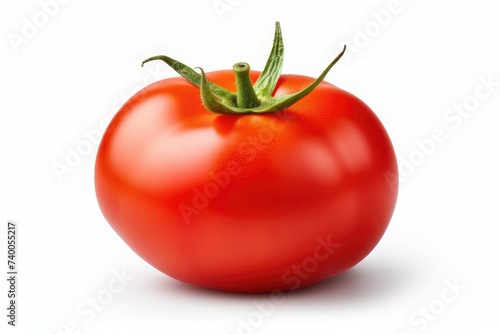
[95,69,398,292]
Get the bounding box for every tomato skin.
[95,70,398,293]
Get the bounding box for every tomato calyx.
[142,22,346,115]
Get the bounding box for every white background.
[1,0,499,333]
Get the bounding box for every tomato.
[95,22,398,293]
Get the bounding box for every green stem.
[253,21,284,99]
[233,63,260,109]
[141,21,346,115]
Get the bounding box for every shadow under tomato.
[282,262,413,305]
[152,260,415,306]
